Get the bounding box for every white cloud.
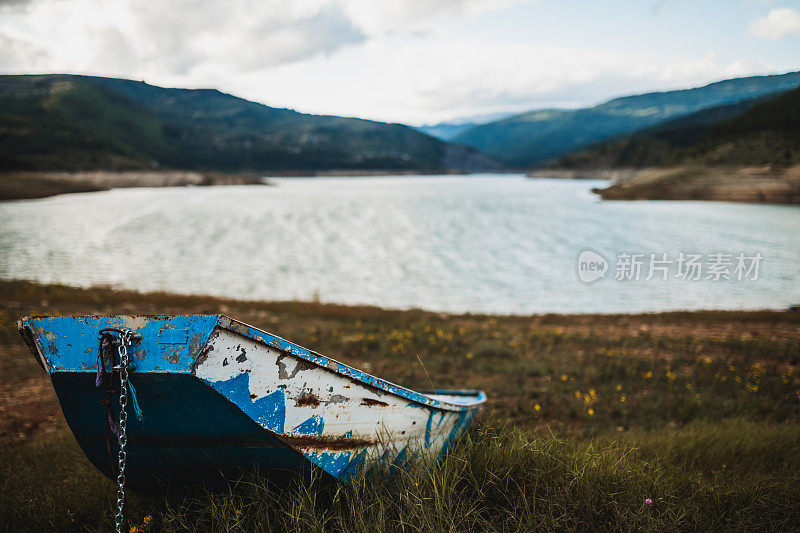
[234,40,767,124]
[338,0,524,35]
[0,0,522,77]
[749,7,800,40]
[0,0,787,125]
[0,0,369,79]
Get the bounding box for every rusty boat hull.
[18,314,485,485]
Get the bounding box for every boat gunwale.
[216,314,487,412]
[17,314,487,413]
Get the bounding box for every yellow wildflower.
[143,516,152,525]
[587,408,595,416]
[465,352,473,359]
[644,371,653,379]
[534,403,541,412]
[620,396,626,402]
[615,384,622,391]
[561,374,568,381]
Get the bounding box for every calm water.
[1,175,798,314]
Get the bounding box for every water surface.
[1,175,797,314]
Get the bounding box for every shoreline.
[0,169,520,201]
[0,170,269,201]
[592,165,800,204]
[1,279,795,321]
[0,170,270,201]
[526,168,637,181]
[529,165,800,204]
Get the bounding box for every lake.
[1,174,798,314]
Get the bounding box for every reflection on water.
[0,174,798,314]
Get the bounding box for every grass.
[1,280,799,531]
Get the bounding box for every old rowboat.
[18,314,485,485]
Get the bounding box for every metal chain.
[114,329,133,533]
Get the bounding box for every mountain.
[0,74,499,173]
[416,123,476,141]
[453,72,800,168]
[557,88,800,169]
[416,112,514,141]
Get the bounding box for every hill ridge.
[454,71,800,168]
[0,74,499,173]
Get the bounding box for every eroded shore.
[529,165,800,204]
[594,165,800,203]
[0,170,268,200]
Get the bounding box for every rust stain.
[281,434,375,451]
[360,398,388,407]
[295,393,320,407]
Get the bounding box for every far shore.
[526,168,638,181]
[0,169,521,201]
[529,165,800,204]
[0,170,270,201]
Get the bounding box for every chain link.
[115,329,133,533]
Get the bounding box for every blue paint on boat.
[211,373,286,433]
[290,415,324,435]
[305,450,354,479]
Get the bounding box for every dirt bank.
[592,165,800,203]
[0,170,268,200]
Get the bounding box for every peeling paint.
[166,349,180,365]
[276,353,315,380]
[327,394,350,404]
[188,332,204,356]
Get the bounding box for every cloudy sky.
[1,0,798,125]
